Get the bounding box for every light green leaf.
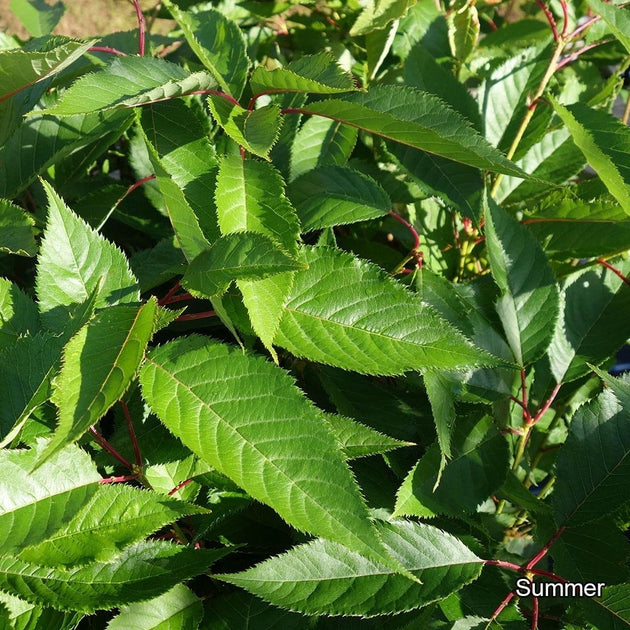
[553,388,630,527]
[544,259,630,384]
[0,39,93,102]
[322,412,413,459]
[163,0,249,98]
[394,414,509,517]
[40,299,157,464]
[139,335,408,573]
[140,101,220,243]
[447,2,479,63]
[107,584,203,630]
[293,86,528,177]
[208,97,282,159]
[183,232,304,298]
[351,0,418,36]
[424,370,456,465]
[550,97,630,214]
[274,246,500,375]
[0,108,134,198]
[9,0,65,37]
[0,278,39,349]
[289,115,357,181]
[288,166,391,232]
[36,57,217,116]
[587,0,630,53]
[19,485,206,567]
[0,540,223,613]
[0,440,100,555]
[484,199,559,366]
[593,367,630,411]
[36,181,140,331]
[139,123,211,262]
[0,200,36,256]
[144,455,211,501]
[218,520,482,616]
[250,53,356,97]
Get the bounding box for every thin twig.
[90,426,133,470]
[556,40,611,70]
[121,400,142,468]
[597,258,630,287]
[168,478,194,496]
[158,281,182,306]
[96,174,156,231]
[531,595,539,630]
[526,526,566,570]
[175,310,217,322]
[131,0,146,56]
[100,474,138,484]
[559,0,569,37]
[531,382,562,425]
[534,0,560,41]
[88,46,128,56]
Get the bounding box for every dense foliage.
[1,0,630,627]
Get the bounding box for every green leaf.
[447,2,479,63]
[587,0,630,53]
[581,584,630,630]
[543,259,630,384]
[0,200,36,256]
[9,0,65,37]
[274,246,500,375]
[289,115,357,181]
[36,181,140,331]
[424,370,456,464]
[139,101,220,243]
[550,97,630,214]
[0,440,100,555]
[39,299,157,465]
[394,414,509,517]
[292,86,528,177]
[36,57,217,116]
[182,232,304,298]
[322,412,413,459]
[0,540,222,613]
[0,279,39,350]
[0,39,93,102]
[553,388,630,528]
[139,335,406,572]
[0,108,134,199]
[144,455,211,501]
[19,485,206,567]
[208,98,282,159]
[288,166,391,232]
[250,53,356,97]
[218,520,482,616]
[107,584,203,630]
[484,199,559,366]
[351,0,418,36]
[163,0,249,98]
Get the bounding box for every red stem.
[161,292,193,304]
[531,595,539,630]
[556,41,611,70]
[175,310,217,322]
[121,400,142,468]
[389,211,421,250]
[132,0,146,56]
[567,14,600,40]
[491,590,516,620]
[90,426,133,470]
[88,46,128,56]
[526,526,566,570]
[168,478,194,496]
[597,259,630,287]
[560,0,569,37]
[534,0,560,41]
[158,281,182,306]
[531,382,562,425]
[484,560,568,582]
[100,474,138,484]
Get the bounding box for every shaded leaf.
[587,0,630,54]
[0,199,36,256]
[581,584,630,630]
[0,279,38,349]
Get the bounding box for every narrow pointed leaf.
[291,86,528,177]
[550,97,630,214]
[289,116,357,181]
[218,520,482,616]
[274,246,500,375]
[19,485,207,567]
[0,441,100,555]
[139,335,404,571]
[424,370,456,463]
[587,0,630,53]
[41,299,157,464]
[208,98,282,159]
[484,200,559,366]
[553,388,630,528]
[36,182,140,331]
[0,540,223,613]
[250,53,356,96]
[183,232,304,298]
[288,166,391,231]
[0,200,36,256]
[163,0,249,97]
[107,584,203,630]
[36,57,217,116]
[323,412,413,459]
[0,39,94,102]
